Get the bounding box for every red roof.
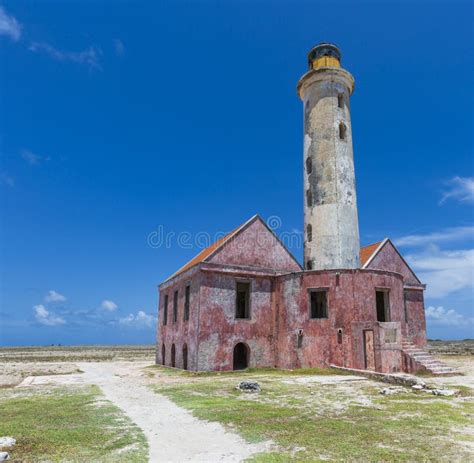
[166,219,385,281]
[360,241,383,266]
[164,217,255,281]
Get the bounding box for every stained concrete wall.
[157,267,201,371]
[197,270,275,371]
[299,68,360,270]
[367,240,421,286]
[209,217,301,272]
[404,289,427,346]
[275,269,405,373]
[366,240,426,346]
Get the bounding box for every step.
[431,371,457,376]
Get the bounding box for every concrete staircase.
[402,340,457,376]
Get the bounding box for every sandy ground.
[4,349,473,462]
[15,362,271,461]
[76,362,271,462]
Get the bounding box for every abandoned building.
[156,44,454,375]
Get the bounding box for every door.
[363,330,375,370]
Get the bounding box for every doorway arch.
[171,344,176,367]
[161,344,166,365]
[233,342,249,370]
[182,344,188,370]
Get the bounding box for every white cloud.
[406,245,474,298]
[0,6,21,41]
[29,42,102,70]
[426,306,474,327]
[118,310,156,329]
[440,176,474,205]
[20,150,43,166]
[34,304,66,326]
[114,38,124,56]
[45,290,67,303]
[100,299,118,311]
[395,226,474,247]
[0,172,14,187]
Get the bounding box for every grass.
[151,367,474,462]
[0,385,148,462]
[146,364,351,377]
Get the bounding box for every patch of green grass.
[0,386,148,462]
[152,374,474,462]
[147,364,348,378]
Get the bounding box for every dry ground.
[0,343,473,462]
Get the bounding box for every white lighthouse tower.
[297,43,360,270]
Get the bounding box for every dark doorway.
[182,344,188,370]
[171,344,176,367]
[161,344,166,365]
[376,290,390,322]
[233,343,249,370]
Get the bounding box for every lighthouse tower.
[298,44,360,270]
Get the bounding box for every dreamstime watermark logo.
[146,215,303,252]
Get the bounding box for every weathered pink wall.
[197,269,275,371]
[404,289,427,346]
[209,218,301,272]
[367,241,421,286]
[157,266,201,370]
[275,269,405,373]
[366,240,426,346]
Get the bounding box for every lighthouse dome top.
[307,43,341,69]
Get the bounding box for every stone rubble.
[236,381,261,393]
[431,389,457,397]
[0,452,9,461]
[0,438,15,448]
[380,387,404,395]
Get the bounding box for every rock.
[236,381,261,393]
[0,438,15,448]
[0,452,9,461]
[380,387,404,395]
[432,389,457,397]
[412,384,424,390]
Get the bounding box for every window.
[306,157,312,174]
[338,93,344,109]
[163,295,168,325]
[337,329,343,344]
[173,290,178,323]
[339,122,347,140]
[184,285,190,321]
[376,290,390,322]
[403,290,408,323]
[306,224,312,242]
[235,282,250,319]
[306,259,313,270]
[310,289,328,318]
[306,189,312,207]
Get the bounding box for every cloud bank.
[34,304,66,326]
[0,6,21,41]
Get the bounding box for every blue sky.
[0,1,472,345]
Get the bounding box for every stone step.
[402,339,456,375]
[431,370,457,376]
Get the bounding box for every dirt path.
[78,362,268,462]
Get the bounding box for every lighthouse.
[297,43,361,270]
